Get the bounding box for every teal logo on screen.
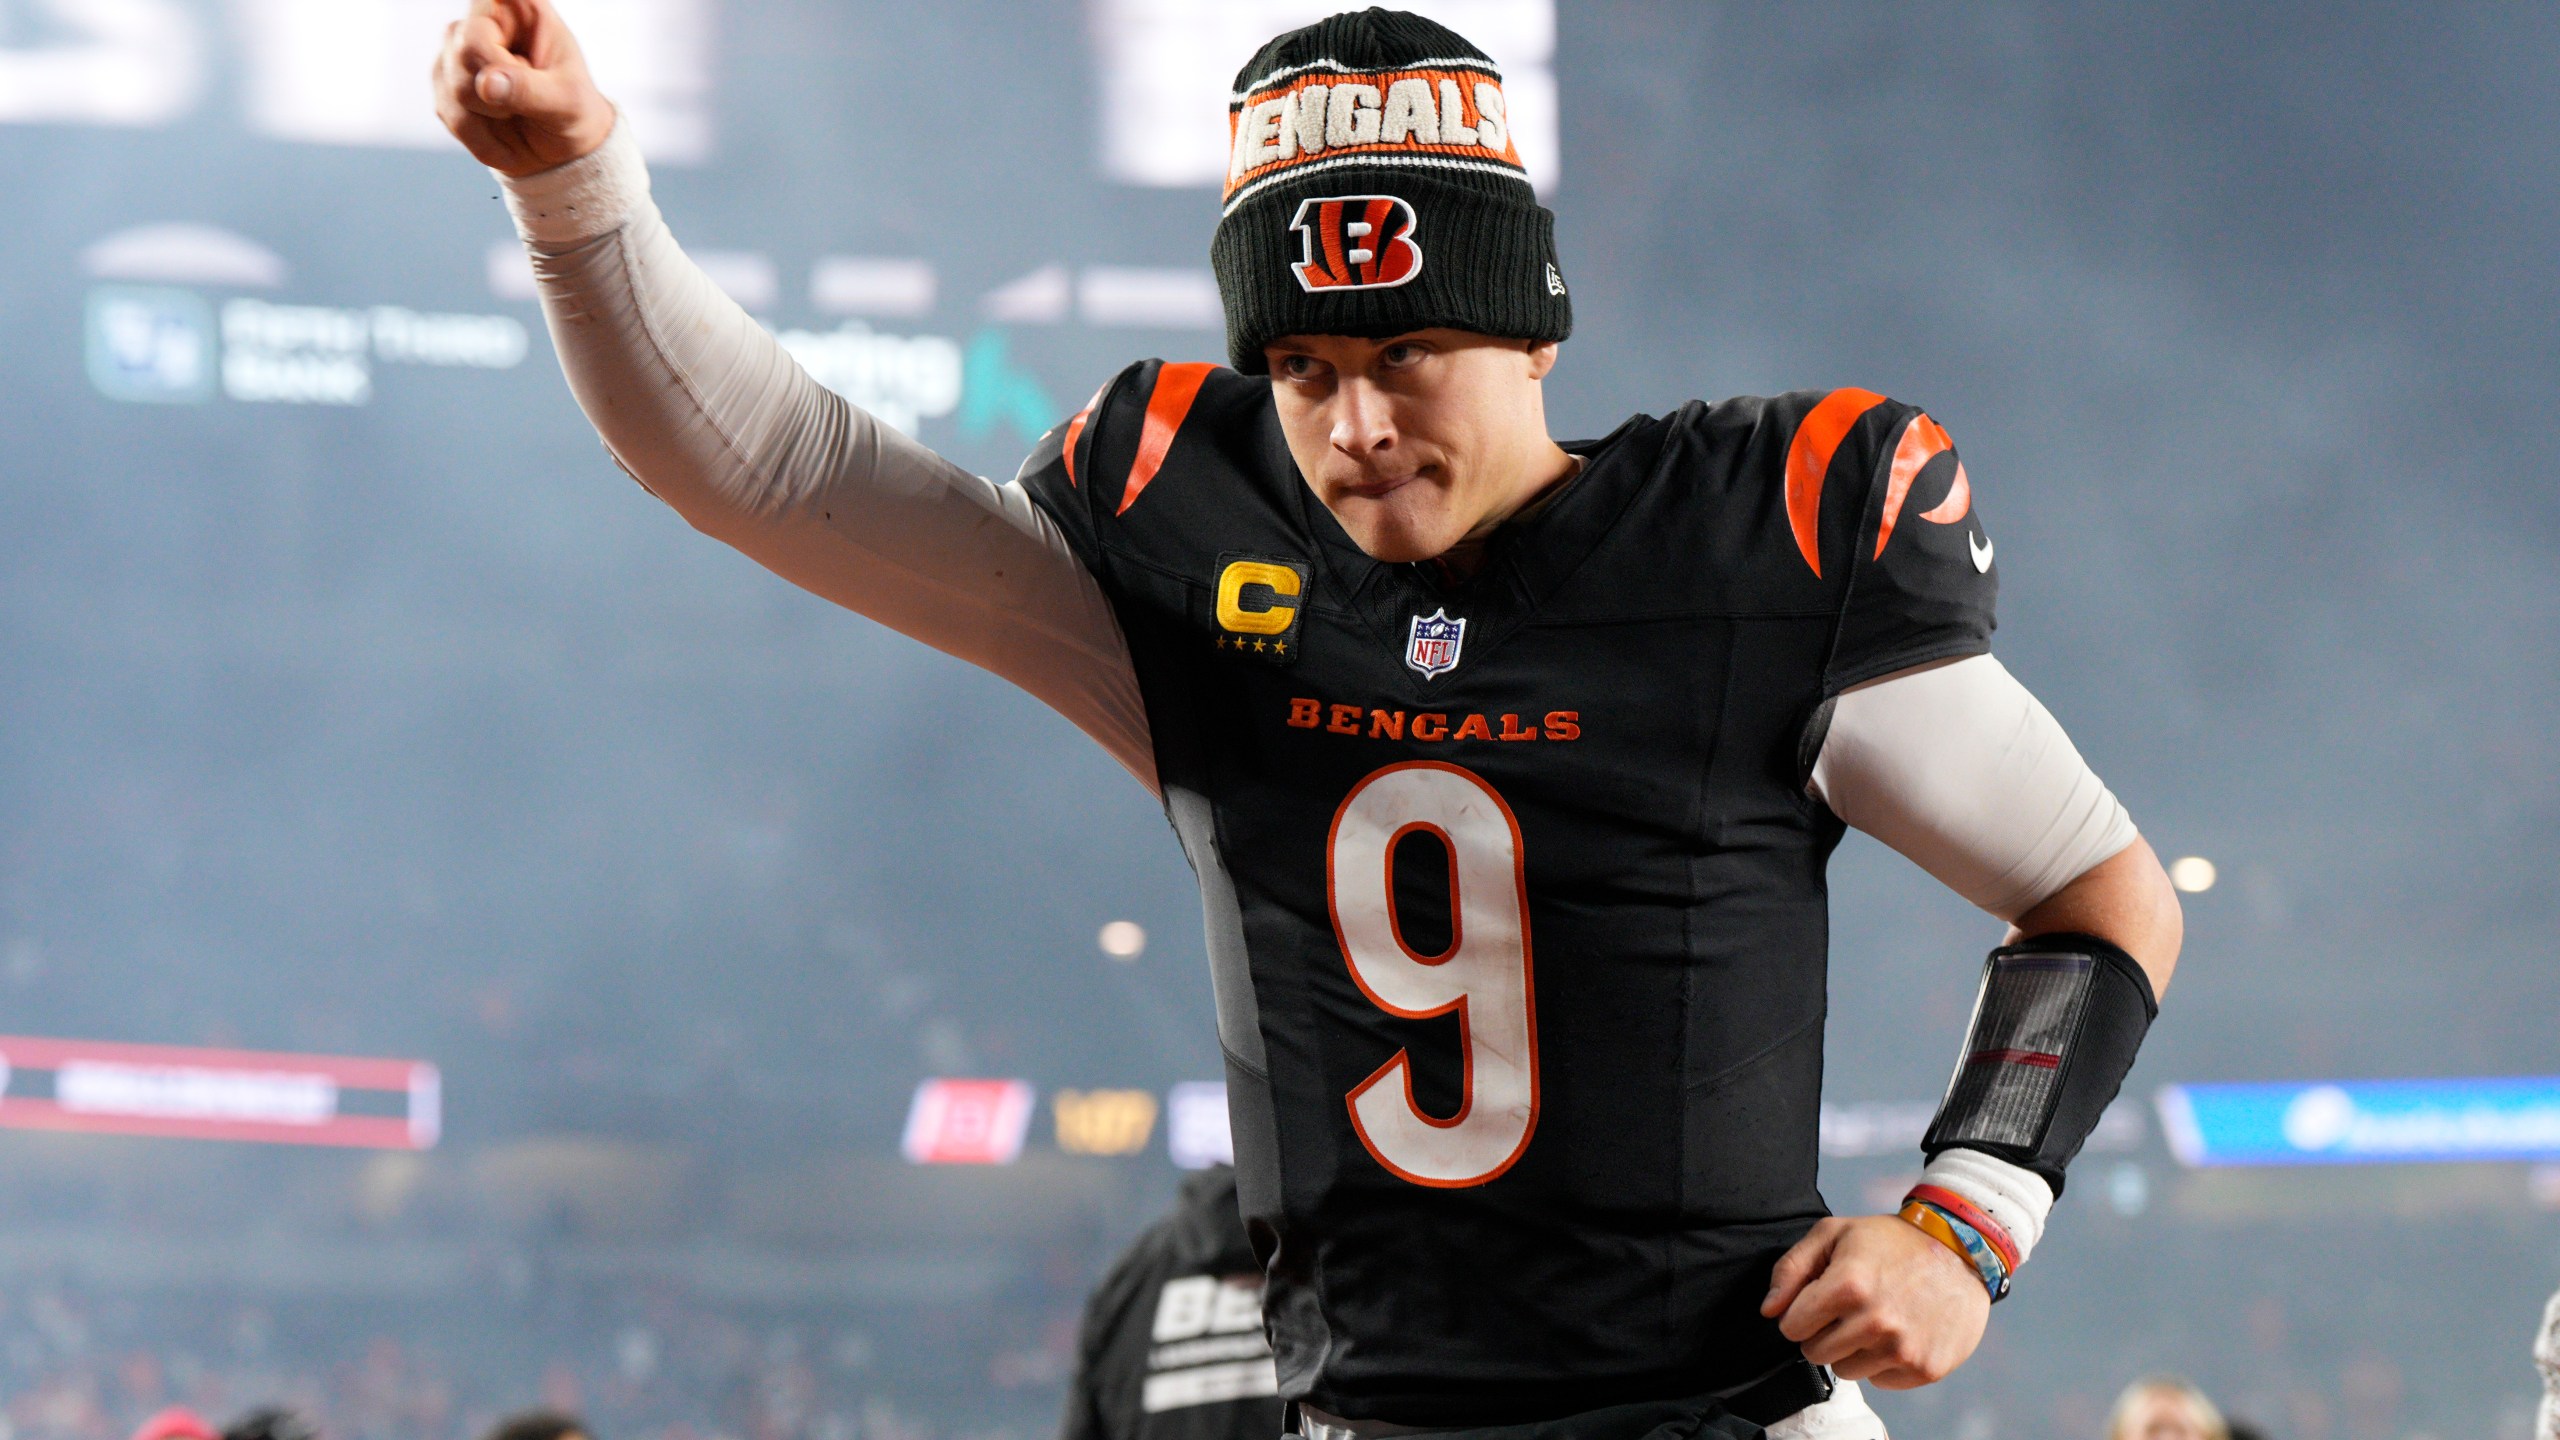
[957,329,1058,446]
[86,286,214,403]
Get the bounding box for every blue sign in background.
[2157,1077,2560,1167]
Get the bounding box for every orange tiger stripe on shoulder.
[1784,387,1888,577]
[1116,363,1217,516]
[1060,382,1109,488]
[1874,413,1948,558]
[1916,458,1972,525]
[1874,414,1974,557]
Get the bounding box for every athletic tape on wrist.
[1917,1148,2051,1266]
[1922,932,2158,1196]
[501,121,647,247]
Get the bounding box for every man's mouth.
[1335,466,1431,500]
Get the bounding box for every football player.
[435,5,2184,1437]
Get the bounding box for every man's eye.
[1280,356,1323,380]
[1381,343,1423,367]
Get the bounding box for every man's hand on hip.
[433,0,614,176]
[1760,1215,1991,1389]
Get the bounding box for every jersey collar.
[1298,410,1666,686]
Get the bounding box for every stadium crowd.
[0,1279,1079,1440]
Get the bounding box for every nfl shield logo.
[1405,608,1467,679]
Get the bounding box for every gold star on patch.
[1252,638,1268,653]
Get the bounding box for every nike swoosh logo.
[1969,530,1995,573]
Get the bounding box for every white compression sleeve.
[1809,652,2143,1246]
[1809,653,2137,923]
[498,125,1158,794]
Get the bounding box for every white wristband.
[1917,1148,2053,1267]
[499,119,648,247]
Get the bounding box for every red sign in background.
[900,1078,1034,1165]
[0,1035,438,1150]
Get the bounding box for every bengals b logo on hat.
[1289,195,1422,292]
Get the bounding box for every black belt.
[1288,1362,1837,1439]
[1719,1361,1836,1426]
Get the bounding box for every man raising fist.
[433,0,610,177]
[434,6,2183,1437]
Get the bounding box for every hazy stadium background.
[4,2,2557,1437]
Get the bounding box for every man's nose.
[1331,378,1395,458]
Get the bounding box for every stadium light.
[1099,920,1147,960]
[2168,855,2217,893]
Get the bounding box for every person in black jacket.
[1066,1167,1283,1440]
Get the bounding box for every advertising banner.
[0,1035,438,1150]
[2158,1076,2560,1167]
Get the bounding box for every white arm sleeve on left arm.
[1808,652,2138,923]
[494,126,1158,794]
[1810,652,2142,1249]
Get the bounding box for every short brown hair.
[480,1411,586,1440]
[2104,1376,2229,1440]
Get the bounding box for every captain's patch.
[1215,553,1310,663]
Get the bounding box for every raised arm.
[432,0,1155,791]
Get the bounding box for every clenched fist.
[1759,1214,1992,1389]
[432,0,615,176]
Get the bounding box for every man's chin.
[1328,499,1459,564]
[1344,526,1453,565]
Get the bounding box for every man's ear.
[1525,340,1560,380]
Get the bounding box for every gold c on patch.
[1213,553,1310,664]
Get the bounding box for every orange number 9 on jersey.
[1326,761,1540,1188]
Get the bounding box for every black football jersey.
[1019,364,1997,1425]
[1063,1166,1285,1440]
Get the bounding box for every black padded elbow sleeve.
[1921,932,2159,1196]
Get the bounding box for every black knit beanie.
[1210,8,1571,374]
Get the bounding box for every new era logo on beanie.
[1210,8,1570,373]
